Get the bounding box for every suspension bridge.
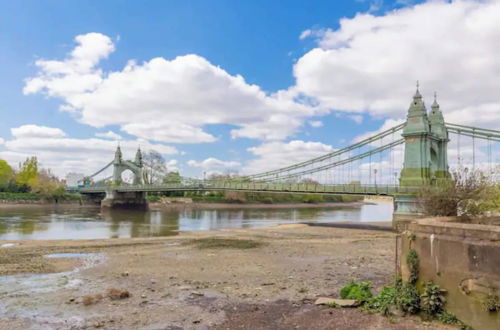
[76,87,499,224]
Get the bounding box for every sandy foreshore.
[0,223,452,329]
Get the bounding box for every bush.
[418,167,499,217]
[406,248,419,285]
[396,282,420,315]
[483,293,499,312]
[0,192,39,200]
[146,195,160,202]
[421,282,446,316]
[365,286,398,315]
[340,280,373,302]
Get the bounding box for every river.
[0,201,393,240]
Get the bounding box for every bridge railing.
[78,181,419,195]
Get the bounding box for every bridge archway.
[112,146,144,185]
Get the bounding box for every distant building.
[65,172,84,187]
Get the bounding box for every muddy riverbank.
[0,224,451,329]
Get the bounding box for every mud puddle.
[0,252,105,326]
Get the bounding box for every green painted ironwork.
[75,86,499,203]
[80,181,419,196]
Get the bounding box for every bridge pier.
[101,189,148,210]
[392,194,422,231]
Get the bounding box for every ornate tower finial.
[413,80,422,100]
[114,144,122,164]
[431,91,440,110]
[135,146,143,167]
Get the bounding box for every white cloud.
[11,125,66,139]
[309,120,323,128]
[123,121,216,144]
[348,115,363,124]
[0,138,4,145]
[24,33,114,102]
[24,34,314,143]
[244,140,333,174]
[94,130,122,140]
[0,124,177,177]
[293,0,500,129]
[299,29,312,40]
[187,157,241,169]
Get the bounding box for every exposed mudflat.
[0,224,452,329]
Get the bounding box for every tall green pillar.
[399,86,432,186]
[394,86,449,229]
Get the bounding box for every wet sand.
[0,224,451,329]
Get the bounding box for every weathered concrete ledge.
[400,217,499,329]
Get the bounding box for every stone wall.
[400,218,499,329]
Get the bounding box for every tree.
[0,159,13,185]
[142,150,168,184]
[16,157,38,187]
[31,169,65,198]
[163,171,182,184]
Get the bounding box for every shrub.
[437,311,458,324]
[406,248,419,285]
[146,195,160,202]
[418,167,499,217]
[340,280,373,302]
[365,286,397,315]
[483,293,499,312]
[421,282,446,316]
[396,282,420,315]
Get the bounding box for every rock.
[190,291,204,296]
[314,297,359,307]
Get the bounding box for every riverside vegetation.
[147,190,363,204]
[0,157,82,202]
[417,167,499,218]
[335,248,470,329]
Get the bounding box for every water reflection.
[0,201,393,240]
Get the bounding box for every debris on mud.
[107,288,130,300]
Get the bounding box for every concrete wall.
[400,218,500,329]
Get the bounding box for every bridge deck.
[78,182,419,196]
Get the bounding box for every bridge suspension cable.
[445,123,500,142]
[243,123,404,181]
[264,139,404,183]
[86,160,114,179]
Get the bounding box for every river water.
[0,201,393,240]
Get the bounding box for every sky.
[0,0,499,180]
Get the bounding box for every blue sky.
[0,0,498,179]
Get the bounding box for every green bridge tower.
[394,85,449,223]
